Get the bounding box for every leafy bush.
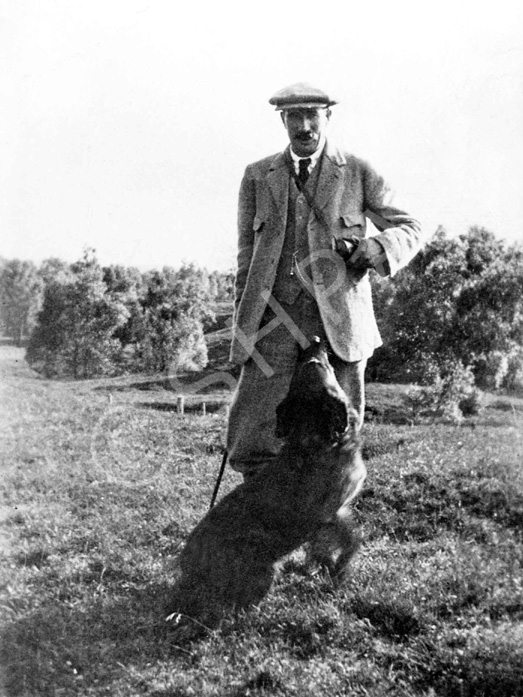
[402,356,480,421]
[26,254,216,379]
[459,387,484,416]
[0,259,43,344]
[473,351,509,390]
[371,227,523,392]
[26,251,129,378]
[502,349,523,392]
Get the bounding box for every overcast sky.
[1,0,522,271]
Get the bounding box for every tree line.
[1,226,522,393]
[0,249,234,379]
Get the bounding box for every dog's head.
[276,337,357,447]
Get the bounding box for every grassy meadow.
[1,341,522,696]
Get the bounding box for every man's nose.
[297,116,312,131]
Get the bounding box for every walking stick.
[209,449,228,509]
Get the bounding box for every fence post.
[177,396,185,415]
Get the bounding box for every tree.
[38,257,73,286]
[102,265,145,357]
[0,259,43,345]
[26,255,216,379]
[452,236,523,388]
[134,263,212,374]
[370,226,523,390]
[209,269,235,303]
[27,250,129,378]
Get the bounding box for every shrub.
[474,351,509,390]
[503,350,523,393]
[459,387,485,416]
[402,356,478,421]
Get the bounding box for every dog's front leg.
[331,512,364,583]
[308,513,362,584]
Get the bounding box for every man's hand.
[349,238,384,270]
[332,236,389,276]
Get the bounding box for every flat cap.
[269,82,338,110]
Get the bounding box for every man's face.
[281,107,331,157]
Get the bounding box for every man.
[227,82,423,480]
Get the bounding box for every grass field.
[1,342,522,696]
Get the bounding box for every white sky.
[1,0,522,271]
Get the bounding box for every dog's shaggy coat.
[167,338,366,636]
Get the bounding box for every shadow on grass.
[1,578,178,696]
[351,597,422,641]
[364,404,414,425]
[359,467,523,543]
[3,560,523,697]
[228,671,286,697]
[414,633,523,697]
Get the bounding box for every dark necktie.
[298,158,311,187]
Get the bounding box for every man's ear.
[325,108,332,121]
[280,112,287,127]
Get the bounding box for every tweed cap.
[269,82,338,110]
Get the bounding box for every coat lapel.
[315,142,345,212]
[265,142,346,226]
[267,151,290,226]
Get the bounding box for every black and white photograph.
[1,1,522,695]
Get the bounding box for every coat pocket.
[332,212,365,241]
[340,212,365,231]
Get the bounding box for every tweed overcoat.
[230,140,423,365]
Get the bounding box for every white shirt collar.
[289,137,326,174]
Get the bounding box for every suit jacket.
[230,140,423,365]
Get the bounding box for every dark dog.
[167,337,366,638]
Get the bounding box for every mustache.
[296,132,316,141]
